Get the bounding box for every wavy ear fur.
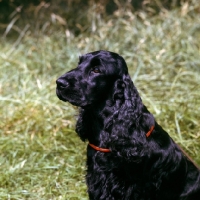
[122,73,143,116]
[109,73,156,162]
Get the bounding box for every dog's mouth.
[56,87,67,102]
[56,87,91,108]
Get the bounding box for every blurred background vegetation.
[0,0,200,199]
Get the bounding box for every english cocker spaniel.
[56,50,200,200]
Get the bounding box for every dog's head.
[56,50,130,107]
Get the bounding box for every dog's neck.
[82,99,115,146]
[80,96,139,146]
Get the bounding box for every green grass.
[0,1,200,199]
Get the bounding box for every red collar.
[146,125,155,137]
[89,126,154,153]
[88,143,111,153]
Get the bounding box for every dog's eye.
[92,67,101,73]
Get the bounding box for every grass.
[0,0,200,199]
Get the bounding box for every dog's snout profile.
[56,78,69,89]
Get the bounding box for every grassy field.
[0,1,200,199]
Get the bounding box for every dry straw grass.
[0,0,200,199]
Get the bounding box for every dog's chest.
[86,151,157,200]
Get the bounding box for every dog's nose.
[56,78,69,89]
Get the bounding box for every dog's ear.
[111,73,143,120]
[121,73,155,127]
[112,79,125,101]
[122,73,143,112]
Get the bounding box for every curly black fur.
[56,50,200,200]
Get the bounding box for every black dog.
[56,50,200,200]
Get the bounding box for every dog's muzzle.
[56,78,69,101]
